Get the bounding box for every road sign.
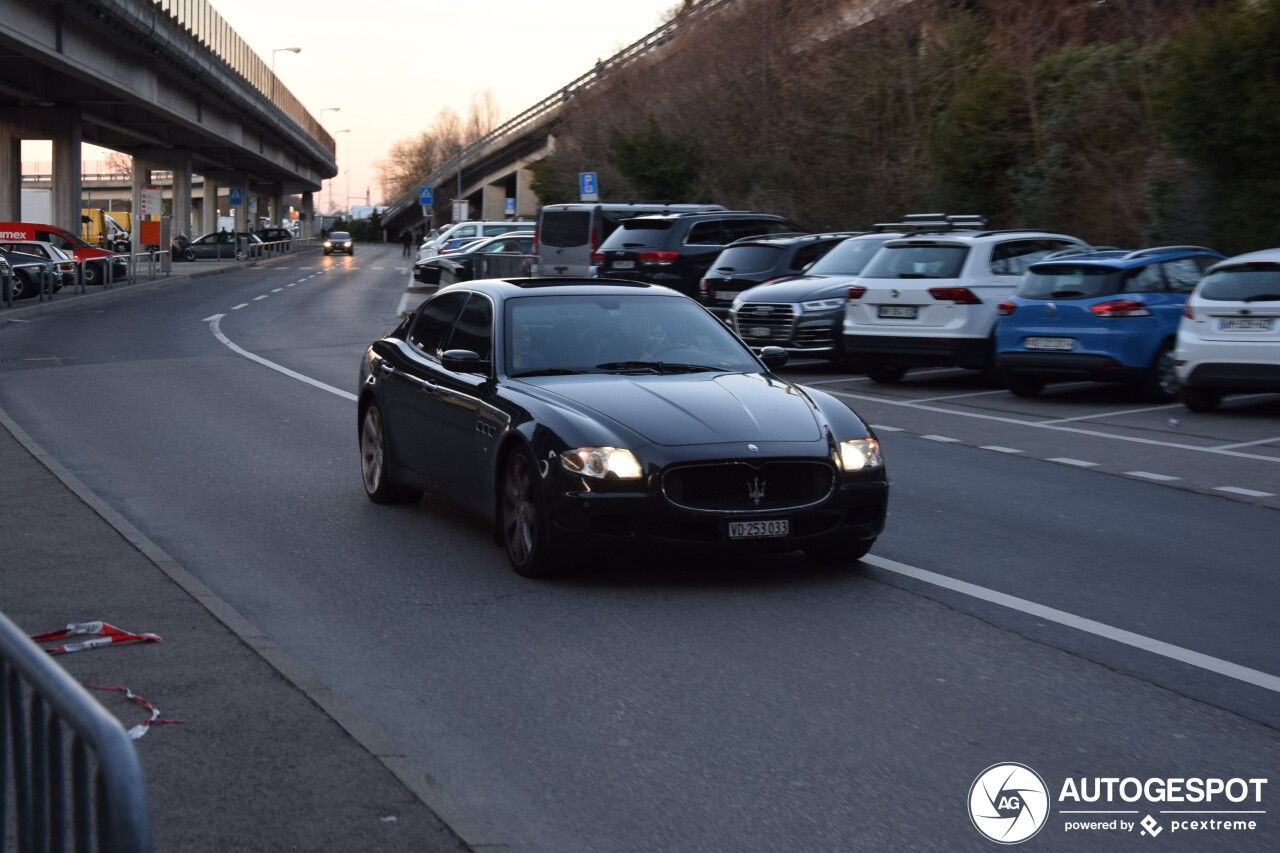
[228,187,243,206]
[418,186,433,205]
[579,171,598,202]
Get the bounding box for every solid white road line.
[1039,403,1183,424]
[203,314,356,401]
[861,554,1280,694]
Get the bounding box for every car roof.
[1028,245,1224,271]
[1206,246,1280,271]
[726,231,862,248]
[441,277,679,300]
[625,211,791,223]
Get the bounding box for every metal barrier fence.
[1,610,154,852]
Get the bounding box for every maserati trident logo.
[748,477,767,506]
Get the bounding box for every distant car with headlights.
[323,231,354,255]
[357,278,889,577]
[1175,247,1280,411]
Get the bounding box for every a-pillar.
[0,121,19,221]
[301,192,314,237]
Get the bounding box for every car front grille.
[732,302,796,343]
[662,460,834,512]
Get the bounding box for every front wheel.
[183,248,196,262]
[83,262,102,286]
[501,447,557,577]
[360,403,421,504]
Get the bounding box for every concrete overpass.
[0,0,335,239]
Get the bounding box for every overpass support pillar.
[171,152,193,240]
[268,183,285,227]
[0,122,19,221]
[49,110,83,234]
[202,177,219,236]
[483,183,506,221]
[301,193,314,238]
[516,168,536,219]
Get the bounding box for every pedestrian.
[401,228,413,257]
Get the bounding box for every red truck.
[0,221,128,286]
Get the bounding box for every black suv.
[593,211,804,298]
[699,231,862,318]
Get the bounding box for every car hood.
[738,274,858,303]
[530,371,824,446]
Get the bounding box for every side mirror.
[758,346,789,371]
[441,348,491,374]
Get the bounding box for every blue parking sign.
[579,171,598,201]
[418,186,433,205]
[229,187,243,206]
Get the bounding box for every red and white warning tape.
[83,685,184,740]
[29,621,162,655]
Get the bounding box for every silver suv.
[841,215,1088,382]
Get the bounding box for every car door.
[422,293,501,508]
[385,291,469,487]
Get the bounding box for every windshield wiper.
[595,361,728,374]
[509,368,586,378]
[595,361,661,373]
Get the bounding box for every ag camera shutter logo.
[969,763,1050,844]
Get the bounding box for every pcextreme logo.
[969,764,1270,844]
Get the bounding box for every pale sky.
[207,0,680,208]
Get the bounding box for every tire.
[7,272,30,300]
[501,446,557,577]
[1140,341,1179,402]
[863,361,906,384]
[1005,372,1045,398]
[83,262,102,286]
[183,248,196,262]
[359,403,421,504]
[1181,385,1222,413]
[805,534,874,565]
[235,249,248,261]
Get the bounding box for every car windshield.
[1197,263,1280,301]
[859,244,969,279]
[601,219,674,251]
[505,293,762,376]
[1018,267,1124,299]
[807,236,893,276]
[711,245,784,274]
[330,232,351,241]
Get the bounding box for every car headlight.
[561,447,643,479]
[801,298,843,313]
[324,241,332,248]
[838,438,883,471]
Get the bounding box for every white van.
[533,202,725,277]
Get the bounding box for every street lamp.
[455,144,463,221]
[319,106,340,125]
[331,129,351,215]
[270,47,301,101]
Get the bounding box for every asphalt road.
[2,244,1277,851]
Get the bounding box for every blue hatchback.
[995,246,1224,400]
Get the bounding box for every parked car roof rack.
[870,213,988,234]
[1123,245,1220,260]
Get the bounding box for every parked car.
[731,230,904,361]
[995,245,1224,400]
[0,220,126,285]
[534,202,726,277]
[323,231,354,256]
[357,279,888,577]
[0,246,59,299]
[593,211,805,298]
[418,221,534,262]
[254,227,295,248]
[181,231,264,261]
[841,214,1089,382]
[418,232,534,286]
[0,240,78,290]
[1175,247,1280,411]
[698,231,860,319]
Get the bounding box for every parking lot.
[782,360,1280,507]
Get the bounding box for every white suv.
[841,216,1088,382]
[1175,247,1280,412]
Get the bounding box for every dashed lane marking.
[1047,457,1099,467]
[922,434,961,443]
[231,303,248,310]
[1215,486,1276,498]
[1126,471,1180,481]
[861,554,1280,694]
[253,295,268,301]
[982,446,1024,454]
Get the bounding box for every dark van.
[533,202,724,277]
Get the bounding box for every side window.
[686,221,724,244]
[722,219,769,243]
[1124,264,1166,292]
[1163,258,1206,293]
[408,292,468,358]
[792,243,830,271]
[445,294,493,360]
[990,240,1077,275]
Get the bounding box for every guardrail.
[1,609,154,852]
